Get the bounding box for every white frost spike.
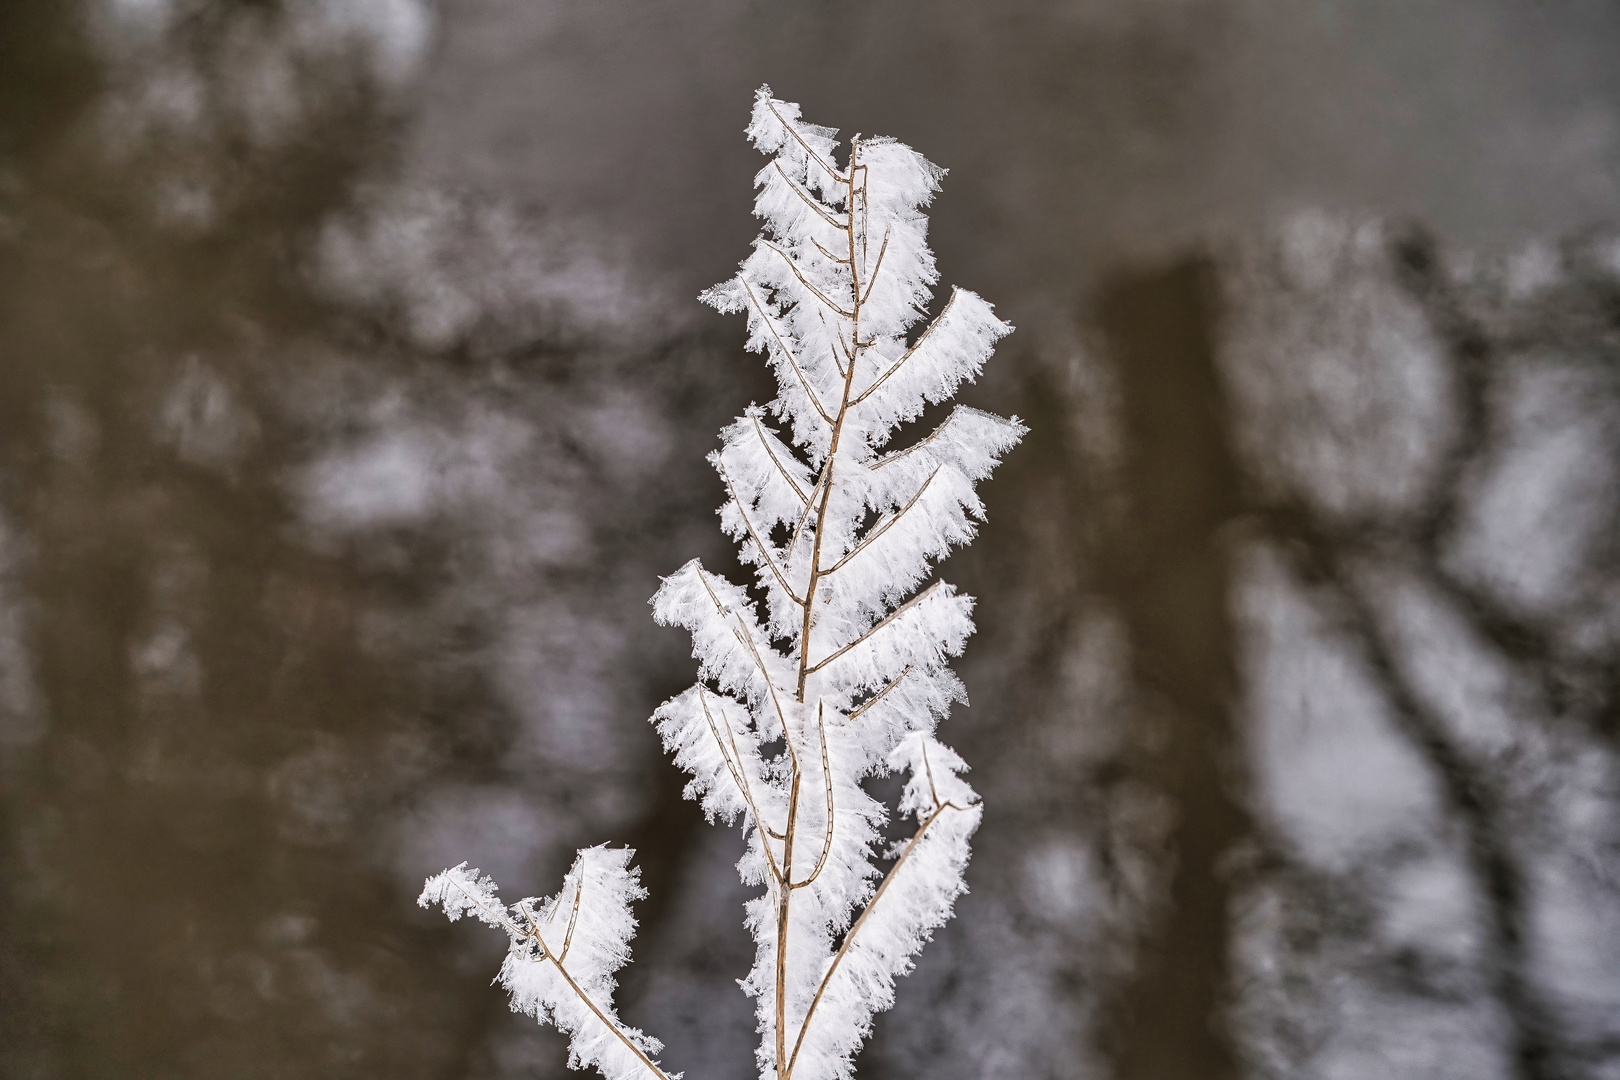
[418,862,508,929]
[420,88,1021,1080]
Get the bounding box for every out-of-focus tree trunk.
[1096,260,1250,1080]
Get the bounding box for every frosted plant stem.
[424,88,1021,1080]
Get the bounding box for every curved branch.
[859,229,890,307]
[444,876,523,937]
[558,877,584,963]
[773,160,848,231]
[692,570,796,745]
[846,665,914,722]
[920,741,940,812]
[763,97,846,186]
[788,701,836,891]
[812,236,852,265]
[446,884,673,1080]
[786,466,828,560]
[751,414,811,506]
[544,946,674,1080]
[699,690,786,881]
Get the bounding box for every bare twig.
[448,880,673,1080]
[699,690,786,880]
[859,229,890,307]
[772,160,848,230]
[763,240,855,318]
[558,877,584,963]
[763,97,846,185]
[750,413,811,507]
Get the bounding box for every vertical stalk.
[779,136,864,1080]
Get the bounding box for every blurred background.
[4,2,1620,1078]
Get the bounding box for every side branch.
[812,237,852,265]
[719,465,806,605]
[541,941,675,1080]
[742,279,834,424]
[446,879,673,1080]
[446,876,523,937]
[558,878,584,962]
[773,160,848,230]
[852,288,961,406]
[784,800,976,1078]
[846,665,914,721]
[763,96,846,184]
[858,229,890,307]
[763,240,855,318]
[691,569,796,742]
[804,580,947,677]
[699,691,787,878]
[786,467,828,558]
[825,467,942,576]
[751,414,811,505]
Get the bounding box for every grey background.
[3,2,1620,1079]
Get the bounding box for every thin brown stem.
[778,135,866,1080]
[773,160,848,230]
[920,741,940,811]
[792,139,865,703]
[775,762,802,1080]
[812,236,852,265]
[558,877,584,963]
[544,947,673,1080]
[449,883,673,1080]
[859,229,890,307]
[763,240,855,318]
[691,568,795,745]
[846,665,914,721]
[763,97,846,185]
[852,288,961,407]
[786,466,828,560]
[445,877,522,937]
[751,414,811,506]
